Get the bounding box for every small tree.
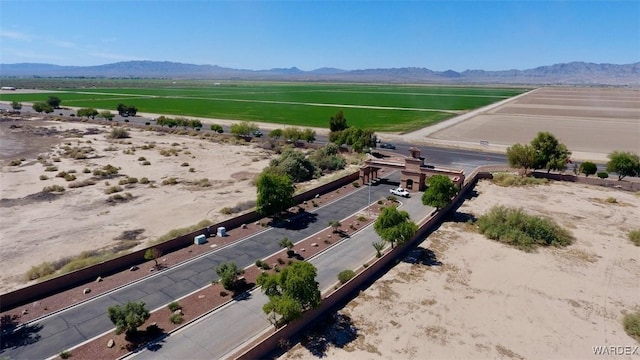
[210,124,223,133]
[606,151,640,180]
[329,110,348,132]
[328,220,342,233]
[506,143,536,174]
[144,248,162,268]
[530,131,571,172]
[256,170,295,216]
[268,128,283,140]
[77,107,98,119]
[578,161,597,177]
[107,301,150,337]
[257,261,321,326]
[230,121,258,138]
[422,175,458,210]
[10,101,22,111]
[99,110,114,120]
[215,261,244,290]
[46,96,62,109]
[279,237,294,257]
[374,206,418,248]
[372,241,385,257]
[302,128,316,143]
[32,102,53,114]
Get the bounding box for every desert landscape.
[0,117,281,293]
[282,179,640,359]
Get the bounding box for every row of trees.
[328,111,377,152]
[117,103,138,117]
[156,116,203,129]
[507,132,639,180]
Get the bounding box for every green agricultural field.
[0,82,527,132]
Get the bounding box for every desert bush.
[39,175,49,180]
[181,162,189,167]
[106,193,133,203]
[68,178,97,188]
[140,177,150,184]
[92,164,119,178]
[162,177,178,185]
[45,166,58,172]
[261,262,271,270]
[137,156,146,161]
[55,171,68,178]
[352,181,360,188]
[387,195,397,202]
[109,127,130,139]
[189,167,195,173]
[628,229,640,246]
[9,159,21,166]
[167,301,182,312]
[118,177,139,185]
[26,262,56,280]
[210,124,224,133]
[277,258,285,265]
[255,259,264,268]
[357,216,367,222]
[170,314,183,324]
[597,171,609,179]
[43,185,65,193]
[52,157,61,162]
[605,197,617,204]
[105,185,124,194]
[63,174,76,182]
[59,350,71,359]
[104,145,119,152]
[218,200,256,215]
[491,172,548,187]
[477,205,573,252]
[623,310,640,342]
[338,269,356,284]
[67,169,77,174]
[141,160,151,165]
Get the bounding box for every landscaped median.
[65,198,384,359]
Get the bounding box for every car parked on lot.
[379,143,396,149]
[390,186,410,197]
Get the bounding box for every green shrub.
[261,262,271,270]
[118,177,138,185]
[477,205,573,252]
[39,174,49,181]
[623,310,640,342]
[42,185,65,193]
[168,302,182,312]
[45,166,58,172]
[26,262,56,280]
[277,258,285,265]
[352,181,360,188]
[629,229,640,246]
[105,186,123,194]
[338,269,356,284]
[357,216,367,222]
[597,172,609,179]
[210,124,224,133]
[255,259,264,268]
[64,174,76,182]
[59,350,71,359]
[170,313,183,324]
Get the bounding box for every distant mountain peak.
[0,60,637,86]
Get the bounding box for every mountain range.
[1,61,638,86]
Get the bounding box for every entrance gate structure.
[359,147,464,191]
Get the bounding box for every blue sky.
[0,1,638,71]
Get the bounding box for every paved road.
[1,174,401,360]
[130,193,433,359]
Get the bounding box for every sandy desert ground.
[283,180,640,360]
[425,87,640,162]
[0,118,279,293]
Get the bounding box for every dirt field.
[282,180,640,360]
[0,117,276,293]
[425,87,640,161]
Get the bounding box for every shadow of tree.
[124,324,166,352]
[0,318,43,350]
[402,247,441,267]
[300,313,358,357]
[446,211,477,224]
[272,212,318,230]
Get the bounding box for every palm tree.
[372,241,385,258]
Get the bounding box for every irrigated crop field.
[0,83,526,132]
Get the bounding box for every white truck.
[389,187,410,197]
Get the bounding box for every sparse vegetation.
[109,127,130,139]
[39,174,49,181]
[628,230,640,246]
[477,205,573,252]
[162,177,178,185]
[8,159,22,166]
[623,309,640,342]
[170,313,184,324]
[45,166,58,172]
[491,172,548,187]
[68,179,97,188]
[105,185,124,194]
[43,185,65,193]
[152,219,213,244]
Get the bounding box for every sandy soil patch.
[0,118,274,293]
[282,180,640,360]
